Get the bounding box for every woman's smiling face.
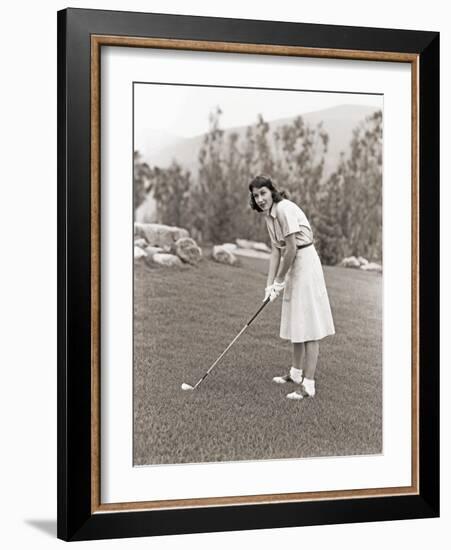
[252,186,273,212]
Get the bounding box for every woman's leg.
[273,343,304,384]
[301,341,319,397]
[286,342,305,383]
[303,341,319,380]
[287,341,319,399]
[292,342,305,371]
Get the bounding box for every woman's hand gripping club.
[263,280,285,302]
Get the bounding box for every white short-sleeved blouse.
[265,199,313,250]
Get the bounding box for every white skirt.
[280,246,335,343]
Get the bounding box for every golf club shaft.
[193,297,271,389]
[246,297,270,326]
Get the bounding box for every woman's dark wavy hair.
[248,175,288,212]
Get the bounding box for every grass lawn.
[133,255,382,465]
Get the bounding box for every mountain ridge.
[135,103,381,179]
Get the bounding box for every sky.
[134,82,383,140]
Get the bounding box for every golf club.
[181,297,271,391]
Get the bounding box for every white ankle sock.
[289,367,303,384]
[302,377,315,395]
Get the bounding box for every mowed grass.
[133,256,382,465]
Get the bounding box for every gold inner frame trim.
[90,34,420,514]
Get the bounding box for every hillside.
[135,104,380,180]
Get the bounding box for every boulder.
[340,256,361,268]
[151,253,183,267]
[134,246,146,261]
[212,245,237,266]
[236,238,255,249]
[221,243,238,252]
[233,248,270,260]
[360,262,383,273]
[144,245,164,258]
[134,238,148,249]
[134,223,189,251]
[174,237,202,265]
[236,239,270,252]
[252,242,271,253]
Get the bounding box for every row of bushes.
[134,109,382,265]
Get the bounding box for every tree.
[312,168,346,264]
[139,108,384,264]
[239,115,276,241]
[189,110,330,245]
[133,151,152,210]
[190,107,243,243]
[273,116,329,215]
[150,162,192,228]
[243,114,275,177]
[321,110,383,262]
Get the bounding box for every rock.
[143,246,165,268]
[212,245,237,265]
[360,262,383,273]
[340,256,361,268]
[174,237,202,265]
[134,223,189,251]
[357,256,369,266]
[144,245,164,258]
[236,238,255,249]
[221,243,238,252]
[134,246,146,261]
[235,239,270,252]
[253,242,271,253]
[134,238,148,249]
[233,248,270,260]
[151,253,183,267]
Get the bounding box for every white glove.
[270,280,285,301]
[263,285,273,302]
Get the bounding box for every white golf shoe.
[286,379,316,399]
[272,367,303,384]
[286,390,304,400]
[301,378,316,397]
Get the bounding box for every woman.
[249,175,335,400]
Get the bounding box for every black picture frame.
[57,7,439,542]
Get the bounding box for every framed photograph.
[57,8,439,541]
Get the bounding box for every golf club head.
[181,383,194,391]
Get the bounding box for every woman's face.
[252,186,273,212]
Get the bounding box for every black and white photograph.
[133,83,383,466]
[0,0,445,547]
